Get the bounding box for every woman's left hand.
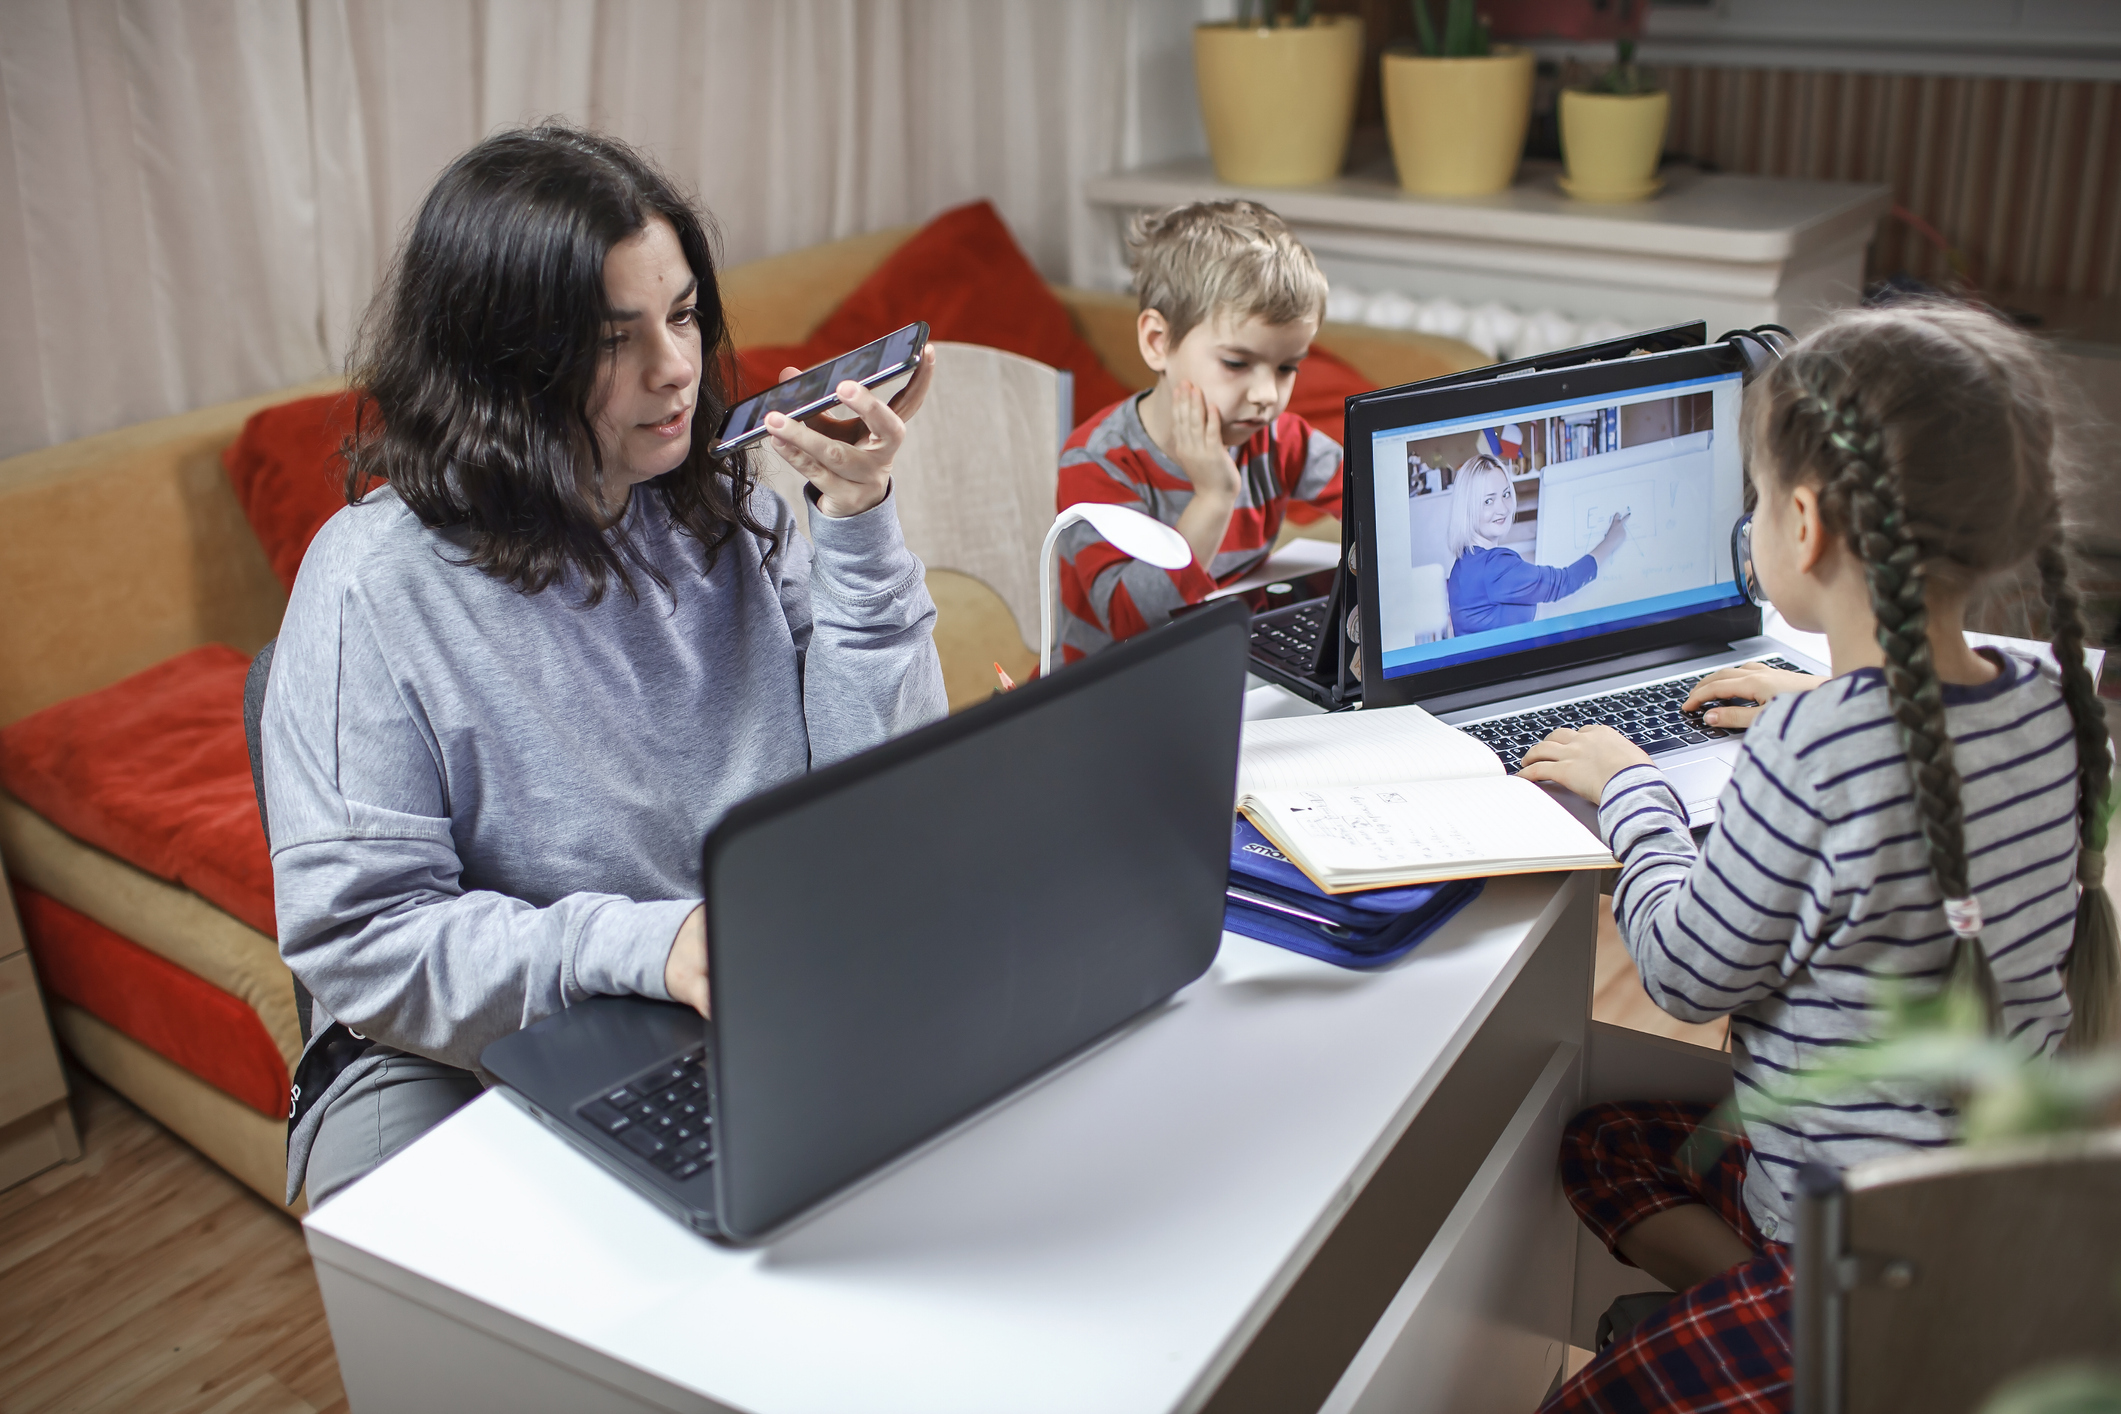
[1516,724,1652,804]
[765,345,937,518]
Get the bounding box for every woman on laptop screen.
[1444,452,1629,635]
[260,125,946,1209]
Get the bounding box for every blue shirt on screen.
[1446,546,1598,635]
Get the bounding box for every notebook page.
[1242,776,1608,880]
[1237,704,1503,797]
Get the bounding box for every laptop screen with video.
[1364,358,1748,689]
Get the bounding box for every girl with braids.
[1518,299,2115,1412]
[265,126,945,1206]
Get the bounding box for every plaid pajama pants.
[1538,1101,1794,1414]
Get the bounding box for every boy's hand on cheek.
[1516,725,1652,804]
[1168,381,1242,502]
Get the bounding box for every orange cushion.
[222,392,362,591]
[734,201,1135,428]
[16,884,288,1118]
[0,644,273,937]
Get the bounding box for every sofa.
[0,202,1486,1209]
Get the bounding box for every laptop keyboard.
[1457,657,1807,771]
[576,1046,715,1181]
[1252,600,1328,673]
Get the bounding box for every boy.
[1054,200,1341,664]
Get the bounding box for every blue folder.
[1222,817,1484,969]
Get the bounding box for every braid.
[1802,376,2002,1029]
[2035,539,2119,1049]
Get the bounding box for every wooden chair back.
[1794,1129,2121,1413]
[756,342,1062,708]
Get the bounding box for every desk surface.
[306,874,1583,1414]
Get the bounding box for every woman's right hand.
[765,345,936,519]
[664,905,710,1017]
[1590,510,1630,565]
[1683,661,1824,730]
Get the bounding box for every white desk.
[306,872,1598,1414]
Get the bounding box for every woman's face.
[591,214,703,504]
[1470,469,1515,547]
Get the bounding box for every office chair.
[1793,1130,2121,1413]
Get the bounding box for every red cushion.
[0,644,273,937]
[15,884,288,1118]
[223,392,362,591]
[1286,345,1371,457]
[734,201,1134,428]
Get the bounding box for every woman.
[1444,453,1628,636]
[262,126,946,1205]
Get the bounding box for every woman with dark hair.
[262,125,945,1205]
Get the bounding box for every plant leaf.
[1411,0,1438,56]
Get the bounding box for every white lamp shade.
[1037,502,1199,675]
[1068,501,1193,569]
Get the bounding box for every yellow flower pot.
[1558,89,1671,202]
[1381,46,1534,196]
[1193,16,1365,187]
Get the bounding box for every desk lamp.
[1038,503,1195,676]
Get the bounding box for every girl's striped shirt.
[1598,650,2083,1239]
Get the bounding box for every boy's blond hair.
[1125,200,1328,350]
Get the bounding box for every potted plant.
[1557,39,1669,201]
[1382,0,1535,196]
[1194,0,1366,187]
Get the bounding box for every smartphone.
[714,321,929,455]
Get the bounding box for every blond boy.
[1053,200,1339,663]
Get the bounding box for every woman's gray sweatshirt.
[263,480,944,1187]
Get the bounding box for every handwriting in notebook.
[1280,790,1483,868]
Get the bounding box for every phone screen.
[716,322,926,453]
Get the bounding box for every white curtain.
[0,0,1196,459]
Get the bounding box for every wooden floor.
[0,1074,346,1414]
[0,902,1719,1414]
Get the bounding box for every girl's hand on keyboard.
[1682,662,1824,729]
[1517,725,1652,803]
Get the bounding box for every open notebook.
[1237,706,1615,893]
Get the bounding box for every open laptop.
[482,599,1251,1244]
[1240,321,1712,710]
[1343,333,1825,827]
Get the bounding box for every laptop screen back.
[1360,350,1748,695]
[701,602,1250,1243]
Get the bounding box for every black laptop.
[1238,320,1711,710]
[482,600,1251,1244]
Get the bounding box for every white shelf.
[1085,158,1891,336]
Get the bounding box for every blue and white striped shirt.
[1597,650,2082,1239]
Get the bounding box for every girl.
[1518,301,2114,1411]
[263,126,946,1206]
[1444,452,1628,635]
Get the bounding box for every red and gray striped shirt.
[1599,650,2083,1239]
[1054,394,1342,665]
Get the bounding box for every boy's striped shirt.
[1598,651,2084,1239]
[1054,395,1341,664]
